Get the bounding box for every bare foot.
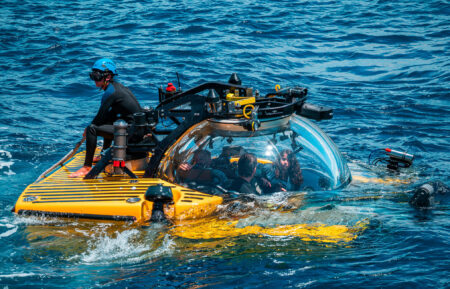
[69,166,92,178]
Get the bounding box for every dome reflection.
[157,115,351,194]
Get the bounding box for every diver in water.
[228,153,262,195]
[409,181,449,209]
[69,58,142,178]
[260,149,303,193]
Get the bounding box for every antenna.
[176,72,181,92]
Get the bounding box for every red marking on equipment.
[385,148,392,152]
[113,160,125,167]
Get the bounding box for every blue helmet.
[92,58,117,74]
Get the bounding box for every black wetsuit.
[84,81,141,167]
[229,177,259,195]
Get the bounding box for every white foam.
[0,223,15,229]
[74,228,90,237]
[0,150,14,175]
[278,266,313,277]
[0,217,18,239]
[77,229,148,264]
[0,227,17,238]
[0,150,12,159]
[13,215,63,225]
[71,226,175,265]
[295,280,316,288]
[126,233,175,264]
[0,272,36,278]
[0,161,13,168]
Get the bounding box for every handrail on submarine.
[84,75,333,180]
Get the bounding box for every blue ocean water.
[0,0,449,288]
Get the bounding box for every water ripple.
[0,0,448,288]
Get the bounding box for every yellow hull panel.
[14,150,223,223]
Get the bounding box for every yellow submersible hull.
[13,151,223,223]
[13,151,369,244]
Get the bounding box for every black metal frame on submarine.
[85,74,333,183]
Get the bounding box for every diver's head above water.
[89,58,117,90]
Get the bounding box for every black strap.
[84,148,112,179]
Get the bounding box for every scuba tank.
[112,119,128,175]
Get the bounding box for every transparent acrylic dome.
[157,115,351,193]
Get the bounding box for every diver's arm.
[257,164,274,192]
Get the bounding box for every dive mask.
[89,69,105,82]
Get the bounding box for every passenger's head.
[278,149,291,171]
[275,149,303,185]
[238,153,257,178]
[193,150,211,168]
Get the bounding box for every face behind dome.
[157,115,351,193]
[193,150,211,167]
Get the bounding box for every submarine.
[13,73,352,224]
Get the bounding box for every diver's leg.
[84,124,98,167]
[69,124,98,177]
[94,125,114,139]
[89,125,114,162]
[70,124,115,177]
[102,138,113,151]
[93,138,113,163]
[84,124,114,166]
[97,125,114,153]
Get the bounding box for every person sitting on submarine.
[228,153,263,195]
[259,149,303,193]
[69,58,142,178]
[176,150,227,186]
